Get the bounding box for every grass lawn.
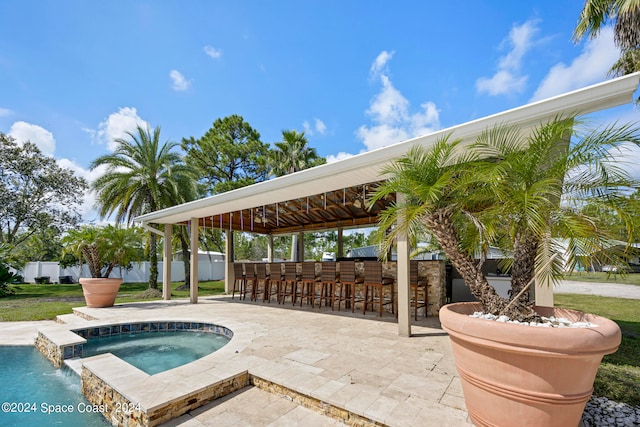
[555,294,640,407]
[563,271,640,286]
[0,281,225,322]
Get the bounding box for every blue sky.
[1,1,637,221]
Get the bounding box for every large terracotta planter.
[439,302,621,427]
[79,278,123,308]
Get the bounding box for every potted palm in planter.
[61,225,144,307]
[373,117,640,426]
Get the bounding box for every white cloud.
[326,152,354,163]
[169,69,191,91]
[530,27,618,102]
[477,71,528,97]
[303,118,328,136]
[356,55,441,151]
[476,20,539,96]
[609,143,640,181]
[87,107,149,151]
[588,109,640,181]
[370,50,394,77]
[56,158,108,222]
[314,118,327,135]
[204,45,222,59]
[0,107,12,117]
[8,121,56,156]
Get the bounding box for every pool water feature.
[81,331,230,375]
[0,346,107,426]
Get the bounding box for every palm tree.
[373,117,640,320]
[91,126,196,289]
[61,225,144,278]
[270,129,326,261]
[372,136,509,314]
[270,130,326,176]
[574,0,640,75]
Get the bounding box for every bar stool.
[244,263,256,301]
[333,260,363,312]
[232,262,245,300]
[299,262,318,307]
[280,262,299,305]
[362,261,395,317]
[252,263,270,302]
[267,263,283,303]
[410,260,428,320]
[316,262,337,308]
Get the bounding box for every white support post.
[267,235,274,262]
[190,217,199,304]
[396,193,411,337]
[163,224,172,300]
[290,235,298,262]
[535,277,554,307]
[225,230,233,294]
[535,128,571,308]
[298,232,304,261]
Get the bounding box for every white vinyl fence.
[20,260,225,284]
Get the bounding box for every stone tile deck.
[0,295,471,426]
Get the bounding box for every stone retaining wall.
[81,363,148,426]
[252,376,384,427]
[81,363,250,427]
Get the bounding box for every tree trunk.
[180,228,190,288]
[103,262,115,279]
[425,209,536,320]
[84,245,103,278]
[149,232,158,289]
[510,231,537,303]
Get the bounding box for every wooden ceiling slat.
[179,182,393,235]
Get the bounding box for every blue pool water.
[81,331,230,375]
[0,346,107,426]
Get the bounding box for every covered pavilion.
[135,73,640,337]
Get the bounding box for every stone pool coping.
[35,316,255,426]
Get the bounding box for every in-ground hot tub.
[34,320,244,426]
[74,321,231,375]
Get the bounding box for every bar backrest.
[233,262,244,278]
[245,263,256,279]
[302,262,316,280]
[363,261,382,284]
[321,262,336,282]
[410,260,418,284]
[284,263,297,281]
[339,260,356,283]
[269,263,282,280]
[256,263,268,280]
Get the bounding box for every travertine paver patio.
[0,295,471,426]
